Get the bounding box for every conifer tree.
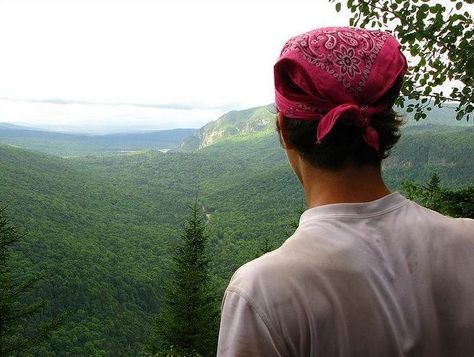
[403,174,474,218]
[152,201,218,357]
[256,236,274,258]
[0,208,44,356]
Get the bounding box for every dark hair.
[276,79,404,171]
[276,110,403,170]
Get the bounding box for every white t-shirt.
[217,193,474,357]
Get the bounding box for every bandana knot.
[358,106,370,127]
[316,103,380,151]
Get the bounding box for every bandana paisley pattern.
[280,27,389,97]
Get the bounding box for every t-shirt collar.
[299,192,408,224]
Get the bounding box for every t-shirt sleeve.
[217,288,285,357]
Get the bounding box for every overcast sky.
[0,0,352,133]
[0,0,351,133]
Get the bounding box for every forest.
[0,104,473,356]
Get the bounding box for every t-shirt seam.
[300,199,409,223]
[225,287,288,357]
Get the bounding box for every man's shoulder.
[227,231,356,298]
[227,242,303,298]
[228,248,290,292]
[407,199,474,242]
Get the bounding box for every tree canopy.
[403,174,474,218]
[0,208,51,356]
[0,117,472,355]
[331,0,474,121]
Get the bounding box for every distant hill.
[1,102,471,156]
[198,104,274,147]
[174,105,275,150]
[0,124,197,156]
[0,122,41,130]
[176,102,473,151]
[403,102,474,127]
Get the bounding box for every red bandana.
[274,27,407,151]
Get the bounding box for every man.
[217,27,474,356]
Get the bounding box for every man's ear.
[277,113,293,149]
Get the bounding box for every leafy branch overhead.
[330,0,474,121]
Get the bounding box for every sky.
[0,0,352,133]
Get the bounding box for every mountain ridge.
[178,102,473,150]
[197,104,274,148]
[0,102,473,156]
[0,126,197,156]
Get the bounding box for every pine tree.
[256,236,274,258]
[152,201,218,357]
[403,174,474,218]
[0,208,44,356]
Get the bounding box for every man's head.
[274,27,407,171]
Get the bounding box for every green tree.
[403,173,474,218]
[256,236,274,257]
[0,208,44,356]
[151,201,218,357]
[330,0,474,121]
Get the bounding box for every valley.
[0,104,473,356]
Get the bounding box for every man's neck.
[300,162,391,209]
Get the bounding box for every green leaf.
[456,2,462,10]
[336,2,341,12]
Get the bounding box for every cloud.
[0,0,344,114]
[1,97,241,112]
[0,98,230,134]
[0,0,348,133]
